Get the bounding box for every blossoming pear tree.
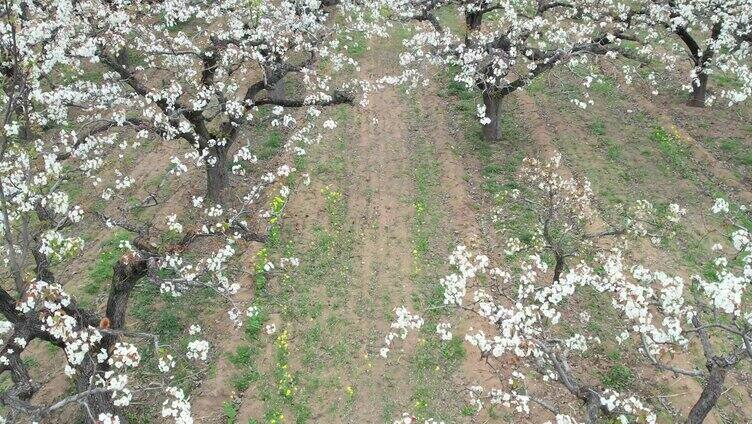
[390,0,752,141]
[637,0,752,107]
[0,0,383,422]
[0,1,166,420]
[391,0,642,141]
[438,247,657,423]
[54,0,382,202]
[383,154,748,422]
[381,154,683,422]
[491,154,684,283]
[596,198,752,423]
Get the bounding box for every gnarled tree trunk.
[582,389,603,424]
[687,360,728,424]
[75,357,119,423]
[482,91,503,142]
[465,12,482,31]
[271,80,286,102]
[689,71,708,108]
[553,252,564,283]
[32,238,55,284]
[75,250,150,423]
[206,145,230,203]
[105,251,150,332]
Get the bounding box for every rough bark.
[75,357,118,423]
[465,12,482,31]
[553,252,564,283]
[482,91,503,142]
[582,389,603,424]
[32,243,55,284]
[105,252,150,332]
[687,360,728,424]
[689,71,708,108]
[206,145,230,203]
[1,349,39,422]
[0,288,20,323]
[270,80,286,102]
[674,23,718,109]
[75,251,150,423]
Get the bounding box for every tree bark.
[553,253,564,283]
[7,349,37,401]
[689,71,708,108]
[583,390,602,424]
[32,241,55,284]
[270,80,286,102]
[687,360,728,424]
[74,252,149,424]
[105,253,149,332]
[75,357,119,424]
[206,145,229,203]
[482,91,503,142]
[465,12,482,31]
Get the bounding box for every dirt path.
[216,42,453,422]
[204,35,505,421]
[420,90,483,242]
[342,63,419,420]
[416,87,506,391]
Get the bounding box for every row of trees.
[386,155,751,423]
[390,0,752,140]
[1,0,749,422]
[376,3,751,420]
[0,0,386,422]
[379,2,752,421]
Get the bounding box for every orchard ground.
[9,19,752,424]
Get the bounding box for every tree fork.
[75,248,152,423]
[465,11,482,31]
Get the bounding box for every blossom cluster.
[380,307,425,358]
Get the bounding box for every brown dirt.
[417,86,501,395]
[342,78,418,421]
[516,90,720,423]
[190,243,262,423]
[597,61,752,205]
[225,38,503,423]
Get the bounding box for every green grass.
[229,345,256,367]
[590,76,617,97]
[258,129,283,160]
[589,119,606,136]
[396,89,472,422]
[222,401,238,424]
[234,108,357,424]
[650,126,694,179]
[244,312,267,341]
[717,137,752,166]
[228,343,262,393]
[155,309,182,340]
[601,364,635,390]
[84,231,132,296]
[341,32,367,58]
[603,138,622,162]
